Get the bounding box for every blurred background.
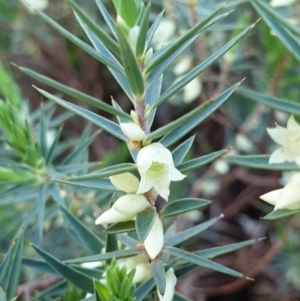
[0,0,300,300]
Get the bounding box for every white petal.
[260,189,282,206]
[95,208,135,225]
[113,194,150,215]
[295,156,300,167]
[110,172,140,193]
[267,126,287,145]
[137,175,154,194]
[153,175,171,201]
[287,115,300,130]
[269,148,287,164]
[120,123,146,141]
[137,143,172,166]
[144,215,164,259]
[133,263,152,283]
[169,167,186,181]
[275,173,300,210]
[157,268,177,301]
[270,0,297,7]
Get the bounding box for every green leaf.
[22,258,57,275]
[166,247,243,278]
[46,127,63,165]
[106,234,119,255]
[146,10,164,45]
[67,163,137,181]
[226,155,300,171]
[136,4,151,58]
[135,207,156,241]
[36,280,67,299]
[172,136,195,166]
[135,277,155,301]
[70,1,120,56]
[164,217,219,247]
[0,287,6,301]
[177,149,228,173]
[61,206,104,254]
[35,88,127,141]
[158,82,241,147]
[195,239,257,259]
[104,221,136,234]
[0,245,14,284]
[263,208,300,220]
[145,4,228,81]
[117,234,138,248]
[120,0,139,27]
[153,23,255,108]
[160,198,211,219]
[39,107,47,158]
[116,26,145,99]
[52,178,118,191]
[17,66,131,120]
[94,279,109,301]
[35,10,124,72]
[95,0,117,38]
[31,243,94,293]
[151,260,166,295]
[64,248,140,264]
[251,0,300,61]
[6,232,24,301]
[37,184,47,241]
[237,86,300,115]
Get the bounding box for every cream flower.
[267,116,300,165]
[260,173,300,210]
[136,143,186,201]
[144,215,164,259]
[117,253,151,283]
[110,172,140,193]
[120,122,146,142]
[270,0,297,7]
[95,194,149,224]
[157,268,177,301]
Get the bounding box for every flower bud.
[110,172,140,193]
[113,194,150,215]
[157,268,177,301]
[95,208,135,225]
[144,215,164,259]
[120,123,146,142]
[133,263,151,283]
[260,189,282,206]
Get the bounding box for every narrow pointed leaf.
[37,184,47,241]
[263,208,300,220]
[116,26,145,98]
[136,207,156,241]
[36,88,127,141]
[61,206,104,254]
[35,280,67,299]
[177,149,228,172]
[226,155,300,171]
[106,234,118,254]
[64,248,140,264]
[0,244,14,283]
[117,234,138,248]
[6,232,24,301]
[195,239,256,259]
[151,260,166,295]
[49,183,66,207]
[31,243,94,293]
[39,109,47,158]
[104,221,136,234]
[135,277,155,301]
[251,0,300,61]
[172,136,195,166]
[94,279,109,301]
[249,0,300,38]
[145,4,228,79]
[164,217,219,247]
[22,258,57,275]
[46,127,63,165]
[35,10,123,72]
[160,198,211,219]
[159,82,240,147]
[237,86,300,115]
[146,10,164,45]
[18,66,131,120]
[70,1,120,56]
[136,4,151,58]
[166,247,243,278]
[95,0,117,38]
[153,23,255,108]
[67,163,137,181]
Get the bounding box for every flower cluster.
[260,116,300,210]
[95,140,183,300]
